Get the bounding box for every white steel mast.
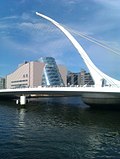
[36,12,120,87]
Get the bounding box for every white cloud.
[60,0,80,4]
[94,0,120,8]
[1,15,18,21]
[93,0,120,22]
[0,23,8,29]
[1,6,120,77]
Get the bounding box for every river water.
[0,97,120,159]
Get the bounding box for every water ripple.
[0,97,120,159]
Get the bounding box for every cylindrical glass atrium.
[39,57,64,86]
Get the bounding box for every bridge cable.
[63,25,120,57]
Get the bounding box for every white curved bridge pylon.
[36,12,120,88]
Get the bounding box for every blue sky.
[0,0,120,80]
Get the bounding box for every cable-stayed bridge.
[0,86,120,106]
[0,12,120,107]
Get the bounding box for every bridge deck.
[0,87,120,105]
[0,86,120,97]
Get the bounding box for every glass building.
[39,57,65,86]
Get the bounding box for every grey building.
[79,69,94,86]
[67,69,94,86]
[67,72,79,86]
[0,77,6,89]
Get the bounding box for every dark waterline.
[0,97,120,159]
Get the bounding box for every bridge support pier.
[16,99,19,105]
[20,95,26,105]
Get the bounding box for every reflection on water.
[0,97,120,159]
[17,108,26,128]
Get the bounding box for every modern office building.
[79,69,94,86]
[67,69,94,86]
[6,57,67,89]
[0,77,6,89]
[6,61,45,89]
[67,72,79,86]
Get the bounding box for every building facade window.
[11,79,28,88]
